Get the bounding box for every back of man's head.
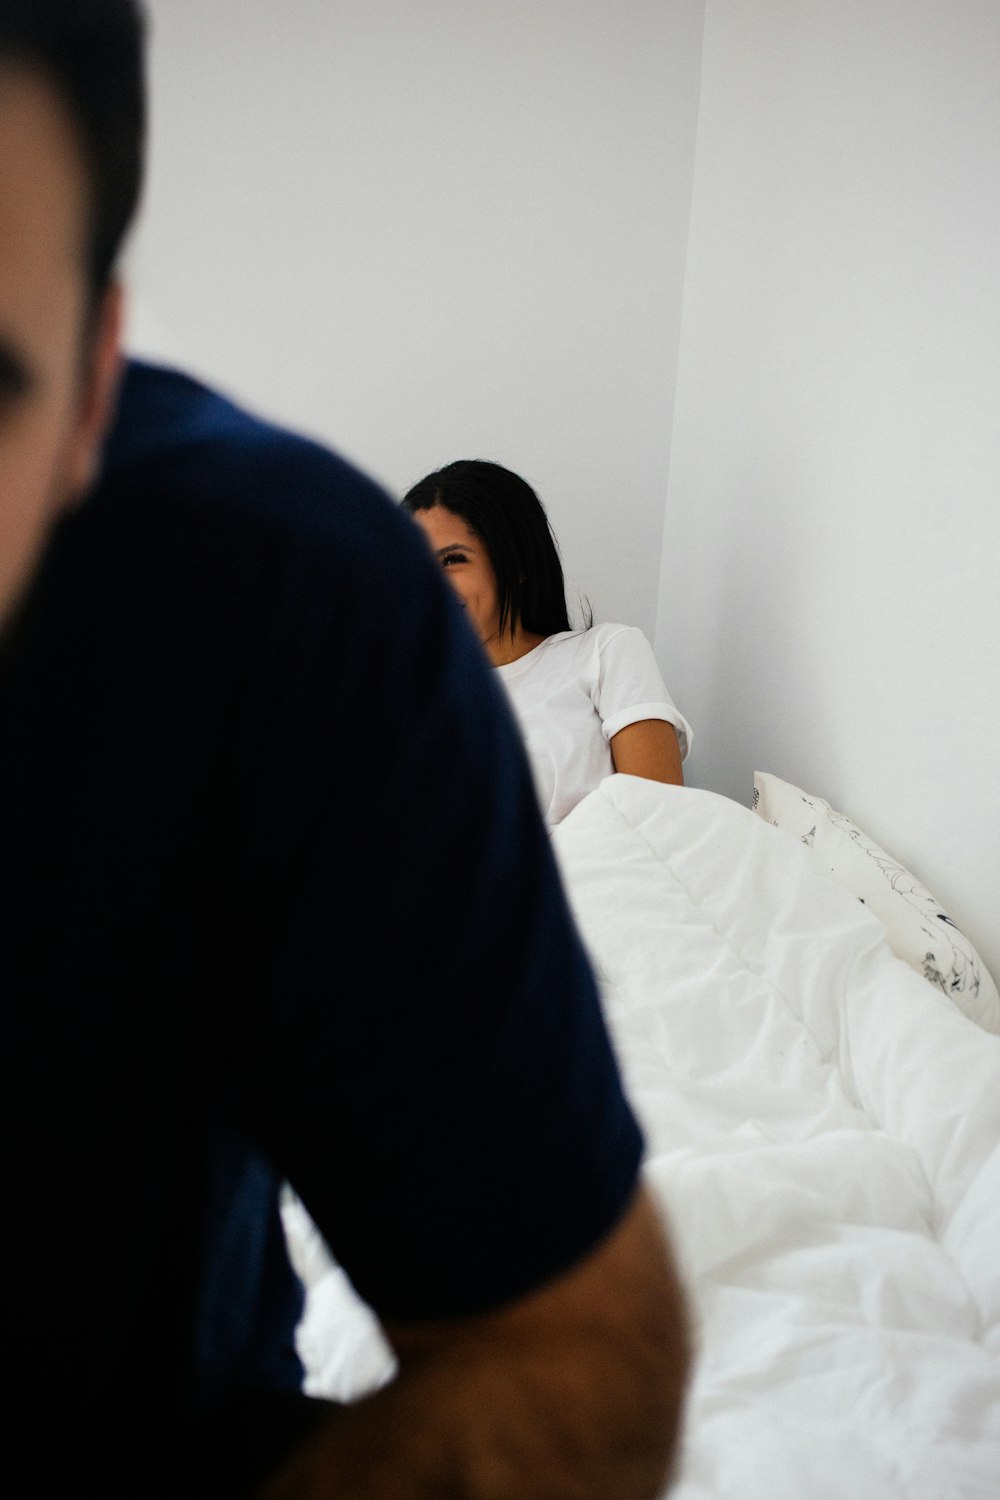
[0,0,146,302]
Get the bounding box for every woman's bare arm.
[257,1185,690,1500]
[610,720,684,787]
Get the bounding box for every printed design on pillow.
[751,770,1000,1033]
[779,790,983,1001]
[759,784,821,848]
[822,803,982,1001]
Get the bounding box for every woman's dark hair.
[0,1,146,302]
[402,460,579,641]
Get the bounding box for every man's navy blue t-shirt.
[0,363,642,1487]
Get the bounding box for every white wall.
[658,0,1000,983]
[126,1,997,985]
[126,0,703,639]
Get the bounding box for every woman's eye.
[442,553,467,567]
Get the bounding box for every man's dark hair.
[0,0,146,299]
[402,460,579,642]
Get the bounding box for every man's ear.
[65,279,126,503]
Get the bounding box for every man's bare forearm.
[256,1188,690,1500]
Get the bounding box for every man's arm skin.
[257,1185,690,1500]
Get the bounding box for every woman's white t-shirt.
[495,623,692,826]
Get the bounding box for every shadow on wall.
[686,467,849,811]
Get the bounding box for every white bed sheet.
[552,778,1000,1499]
[284,776,1000,1497]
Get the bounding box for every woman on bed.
[402,459,692,826]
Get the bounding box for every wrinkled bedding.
[284,776,1000,1497]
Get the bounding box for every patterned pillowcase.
[752,771,1000,1034]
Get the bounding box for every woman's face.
[412,504,502,654]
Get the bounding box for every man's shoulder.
[85,358,440,637]
[35,359,452,711]
[100,359,392,536]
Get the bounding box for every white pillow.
[752,771,1000,1034]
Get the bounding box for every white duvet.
[284,777,1000,1498]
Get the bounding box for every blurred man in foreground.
[0,3,689,1493]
